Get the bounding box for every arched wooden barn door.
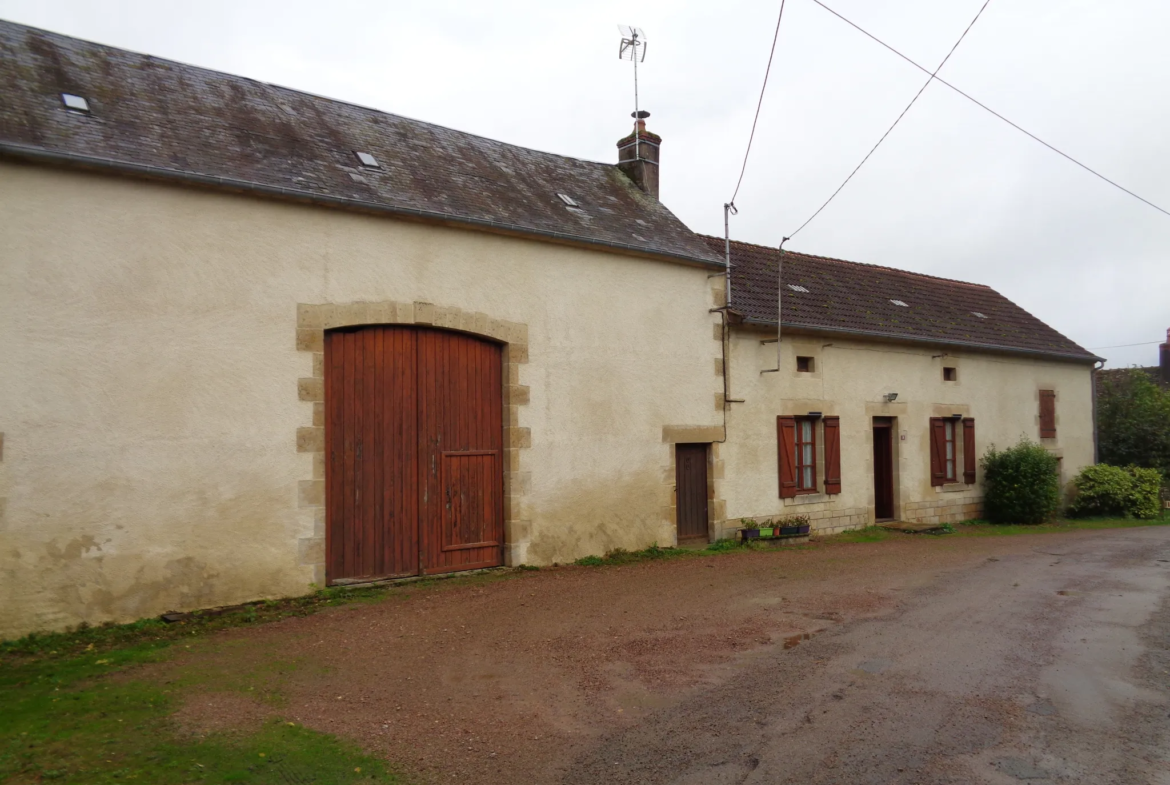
[324,326,503,583]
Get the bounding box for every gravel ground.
[160,529,1170,784]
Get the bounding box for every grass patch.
[0,639,400,784]
[573,543,691,567]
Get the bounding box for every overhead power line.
[806,0,1170,221]
[729,0,788,207]
[1088,340,1165,350]
[789,0,991,239]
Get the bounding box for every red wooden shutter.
[1039,390,1056,438]
[962,418,976,484]
[778,416,798,498]
[929,418,946,486]
[823,416,841,495]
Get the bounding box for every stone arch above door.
[294,301,531,583]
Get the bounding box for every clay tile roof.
[704,236,1098,362]
[0,20,723,269]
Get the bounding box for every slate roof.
[0,20,723,269]
[704,236,1098,362]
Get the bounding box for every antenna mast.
[618,26,647,162]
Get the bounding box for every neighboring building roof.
[0,20,724,269]
[704,236,1099,362]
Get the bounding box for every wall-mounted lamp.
[951,413,964,420]
[884,392,899,403]
[807,411,823,418]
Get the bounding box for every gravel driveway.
[165,528,1170,784]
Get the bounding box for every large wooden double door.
[324,326,504,583]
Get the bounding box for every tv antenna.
[617,25,647,161]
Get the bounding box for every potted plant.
[778,514,810,536]
[759,526,775,538]
[740,518,760,541]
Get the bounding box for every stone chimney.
[1161,327,1170,385]
[617,111,661,199]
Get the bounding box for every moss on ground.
[0,638,400,784]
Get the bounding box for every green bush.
[1069,464,1163,519]
[981,439,1061,524]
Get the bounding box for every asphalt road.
[565,527,1170,784]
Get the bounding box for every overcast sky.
[2,0,1166,367]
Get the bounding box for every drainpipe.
[777,237,790,370]
[1092,359,1104,464]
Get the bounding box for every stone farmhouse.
[0,20,1099,638]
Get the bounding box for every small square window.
[796,356,814,373]
[943,367,957,382]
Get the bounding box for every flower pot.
[780,525,800,536]
[759,527,774,538]
[741,528,760,540]
[797,523,810,535]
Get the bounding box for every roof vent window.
[787,284,810,293]
[890,299,909,307]
[354,151,380,168]
[972,311,987,318]
[557,193,580,207]
[61,93,90,113]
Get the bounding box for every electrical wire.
[807,0,1170,221]
[1088,340,1165,350]
[729,0,787,207]
[789,0,991,239]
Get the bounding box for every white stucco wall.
[718,326,1095,535]
[0,162,722,638]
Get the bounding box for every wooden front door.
[325,326,503,584]
[675,443,709,541]
[872,418,895,521]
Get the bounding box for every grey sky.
[2,0,1166,367]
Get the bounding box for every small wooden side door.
[675,443,710,541]
[872,418,895,521]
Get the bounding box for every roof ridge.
[701,234,990,290]
[3,18,618,172]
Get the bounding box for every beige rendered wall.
[0,162,722,638]
[717,325,1095,537]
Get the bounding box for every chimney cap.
[631,110,650,120]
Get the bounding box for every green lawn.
[0,637,400,784]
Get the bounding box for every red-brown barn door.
[325,327,419,582]
[417,330,504,575]
[324,326,503,584]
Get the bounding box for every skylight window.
[972,311,987,318]
[61,93,90,113]
[890,299,909,307]
[354,151,380,168]
[787,284,810,293]
[557,193,579,207]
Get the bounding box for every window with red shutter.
[823,417,841,495]
[930,418,957,485]
[962,418,976,484]
[777,416,798,498]
[793,418,817,492]
[1039,390,1056,438]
